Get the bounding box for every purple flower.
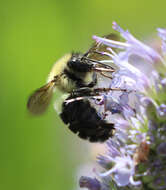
[93,22,163,64]
[98,139,141,187]
[79,22,166,190]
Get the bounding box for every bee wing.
[27,81,55,115]
[85,33,119,61]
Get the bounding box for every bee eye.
[68,59,92,72]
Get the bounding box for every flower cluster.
[79,22,166,190]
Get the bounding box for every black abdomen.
[60,95,114,142]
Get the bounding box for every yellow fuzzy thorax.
[47,53,94,93]
[47,53,72,83]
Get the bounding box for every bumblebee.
[27,34,119,142]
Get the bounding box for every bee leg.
[83,57,115,70]
[93,67,115,72]
[64,95,103,104]
[68,87,128,104]
[71,87,93,96]
[100,72,113,79]
[93,87,127,94]
[72,87,127,98]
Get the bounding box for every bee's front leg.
[71,87,93,96]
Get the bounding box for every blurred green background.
[1,0,166,189]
